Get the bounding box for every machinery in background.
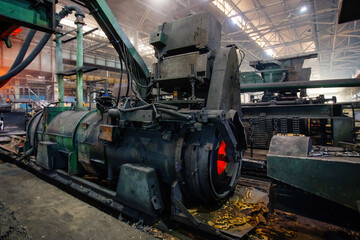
[0,85,48,135]
[265,0,360,215]
[240,54,316,102]
[267,135,360,213]
[240,54,360,149]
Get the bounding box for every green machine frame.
[267,135,360,211]
[0,0,55,47]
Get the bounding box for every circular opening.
[209,138,240,199]
[217,141,227,175]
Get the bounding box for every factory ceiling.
[58,0,360,80]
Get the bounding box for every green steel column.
[76,22,84,109]
[55,29,64,106]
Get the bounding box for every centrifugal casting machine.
[23,2,247,218]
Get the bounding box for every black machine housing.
[26,12,247,217]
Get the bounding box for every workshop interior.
[0,0,359,239]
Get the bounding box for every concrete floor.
[0,162,155,240]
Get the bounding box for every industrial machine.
[0,0,247,222]
[240,54,316,102]
[239,55,359,149]
[2,1,359,237]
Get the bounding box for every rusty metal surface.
[156,12,221,56]
[99,124,119,142]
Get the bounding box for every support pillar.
[75,17,84,109]
[55,26,64,106]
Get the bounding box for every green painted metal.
[44,106,70,125]
[76,23,84,109]
[239,72,263,84]
[69,110,97,174]
[116,164,164,215]
[241,78,360,92]
[149,31,167,48]
[30,108,94,175]
[79,0,150,97]
[262,63,283,83]
[268,154,360,211]
[25,110,43,152]
[55,32,64,106]
[0,0,54,33]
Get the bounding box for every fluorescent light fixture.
[265,49,275,57]
[231,17,238,24]
[300,6,307,13]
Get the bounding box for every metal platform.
[267,136,360,211]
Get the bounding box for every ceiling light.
[265,49,275,57]
[300,6,307,13]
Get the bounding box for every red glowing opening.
[217,141,227,174]
[11,28,22,36]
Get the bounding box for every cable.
[238,49,245,70]
[118,103,152,112]
[0,33,51,87]
[10,29,36,71]
[236,49,245,77]
[125,64,130,97]
[86,1,152,104]
[115,60,123,106]
[157,107,192,120]
[0,4,86,87]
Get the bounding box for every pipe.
[0,4,85,88]
[117,102,178,112]
[0,33,51,88]
[10,29,36,71]
[55,27,64,106]
[55,4,86,108]
[118,103,152,112]
[115,60,123,106]
[240,78,360,92]
[18,148,33,161]
[154,103,178,110]
[157,107,192,120]
[274,100,297,105]
[57,5,85,21]
[75,21,84,108]
[242,102,272,106]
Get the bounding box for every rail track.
[2,135,359,240]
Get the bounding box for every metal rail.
[240,78,360,92]
[0,150,239,240]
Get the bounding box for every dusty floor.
[1,158,359,240]
[246,209,360,240]
[0,162,155,240]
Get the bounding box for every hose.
[117,104,192,120]
[0,33,51,87]
[118,103,152,112]
[17,148,33,161]
[57,4,85,20]
[125,63,130,97]
[117,103,179,113]
[154,103,178,110]
[0,4,84,87]
[157,107,192,120]
[115,60,123,106]
[10,29,36,71]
